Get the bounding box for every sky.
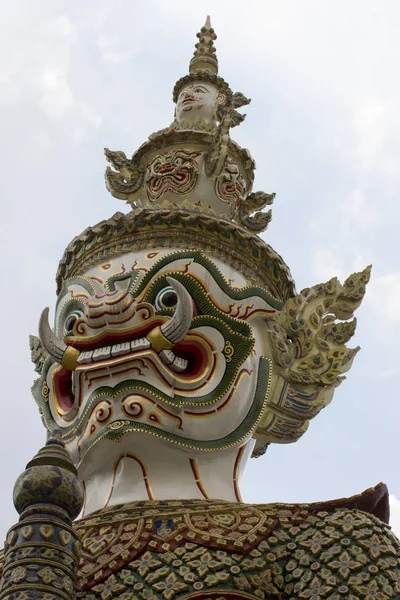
[0,0,399,540]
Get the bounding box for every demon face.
[33,250,279,472]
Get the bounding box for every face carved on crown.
[145,149,201,202]
[175,81,226,124]
[33,250,279,471]
[216,157,247,210]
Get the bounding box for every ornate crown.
[56,18,292,299]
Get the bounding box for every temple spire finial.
[189,15,218,75]
[0,437,83,599]
[172,17,232,104]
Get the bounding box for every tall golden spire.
[173,16,231,103]
[189,15,218,75]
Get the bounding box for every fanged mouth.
[52,333,210,418]
[79,344,187,372]
[39,277,196,375]
[71,321,210,377]
[74,321,188,373]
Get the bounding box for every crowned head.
[30,17,366,515]
[175,81,227,124]
[173,16,232,126]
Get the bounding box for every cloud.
[340,186,379,230]
[39,69,75,118]
[378,368,399,380]
[311,249,348,283]
[390,495,400,539]
[352,99,400,175]
[53,15,76,40]
[38,67,101,139]
[366,273,400,325]
[97,33,124,65]
[311,247,369,284]
[353,101,386,167]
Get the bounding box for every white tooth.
[111,342,131,357]
[77,350,93,364]
[159,349,188,372]
[131,338,151,351]
[92,346,112,361]
[159,349,175,365]
[171,356,188,373]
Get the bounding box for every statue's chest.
[73,500,400,600]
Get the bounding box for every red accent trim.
[308,482,390,524]
[233,446,245,502]
[53,368,75,413]
[66,319,165,350]
[189,458,211,499]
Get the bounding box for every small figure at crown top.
[175,81,227,125]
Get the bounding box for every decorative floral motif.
[187,549,222,576]
[10,565,26,583]
[37,566,58,584]
[328,550,362,579]
[298,575,333,598]
[353,579,391,600]
[9,593,33,600]
[92,574,127,600]
[2,498,400,600]
[130,551,162,577]
[83,527,117,555]
[359,534,397,560]
[151,571,188,599]
[299,531,334,555]
[13,462,83,519]
[248,569,280,598]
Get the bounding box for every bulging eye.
[155,287,178,310]
[64,311,84,335]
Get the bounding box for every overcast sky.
[0,0,399,540]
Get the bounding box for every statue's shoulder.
[1,490,399,599]
[37,489,395,599]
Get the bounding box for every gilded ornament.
[223,341,235,363]
[42,379,50,401]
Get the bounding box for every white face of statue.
[175,81,226,124]
[33,249,279,473]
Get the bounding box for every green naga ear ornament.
[10,15,397,600]
[253,265,372,455]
